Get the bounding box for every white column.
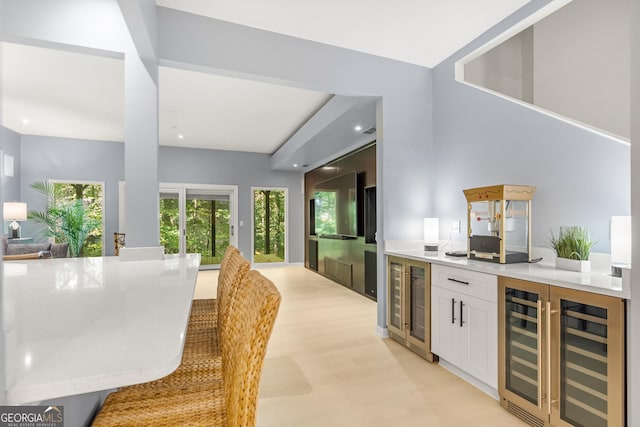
[0,8,7,401]
[123,52,160,248]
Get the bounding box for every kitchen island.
[3,253,201,405]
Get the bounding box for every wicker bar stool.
[189,245,249,331]
[91,270,281,427]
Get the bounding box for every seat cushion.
[6,243,51,255]
[51,242,69,258]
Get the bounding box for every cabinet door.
[406,262,430,351]
[498,278,549,424]
[387,258,405,337]
[459,294,498,388]
[431,285,460,365]
[550,287,625,427]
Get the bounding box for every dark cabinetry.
[364,247,377,300]
[304,143,376,298]
[308,238,318,271]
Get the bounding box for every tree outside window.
[253,189,286,263]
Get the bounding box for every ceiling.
[1,0,531,166]
[156,0,531,68]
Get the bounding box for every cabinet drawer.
[431,264,497,303]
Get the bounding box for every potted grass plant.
[549,226,596,272]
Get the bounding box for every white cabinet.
[431,264,498,389]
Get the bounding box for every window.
[53,181,104,257]
[159,184,238,268]
[252,188,287,263]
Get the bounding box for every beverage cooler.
[498,277,625,427]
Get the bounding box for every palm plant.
[549,226,596,261]
[28,181,100,257]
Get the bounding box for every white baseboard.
[376,325,389,338]
[437,359,499,401]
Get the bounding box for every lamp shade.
[423,218,439,244]
[3,202,27,221]
[611,216,631,265]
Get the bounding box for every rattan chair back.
[222,270,281,427]
[217,245,250,343]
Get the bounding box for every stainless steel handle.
[537,300,543,410]
[459,300,464,327]
[447,277,470,285]
[451,298,456,324]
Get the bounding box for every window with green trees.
[53,182,103,257]
[159,190,231,266]
[253,189,286,263]
[159,193,180,255]
[186,194,230,265]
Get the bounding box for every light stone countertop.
[384,245,629,300]
[3,254,201,404]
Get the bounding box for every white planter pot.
[556,257,591,272]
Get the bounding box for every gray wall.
[159,146,305,262]
[534,0,630,139]
[432,0,630,254]
[0,125,21,203]
[461,0,630,140]
[19,135,124,253]
[18,135,305,261]
[156,8,435,333]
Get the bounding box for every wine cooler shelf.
[499,277,625,427]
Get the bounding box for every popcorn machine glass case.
[463,185,536,264]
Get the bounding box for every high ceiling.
[156,0,531,68]
[1,0,532,163]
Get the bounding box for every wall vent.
[324,257,353,287]
[361,126,376,135]
[505,400,545,427]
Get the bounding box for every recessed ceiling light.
[21,118,29,125]
[354,125,362,132]
[178,134,184,139]
[293,164,299,168]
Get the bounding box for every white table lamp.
[611,216,631,277]
[424,218,439,252]
[4,202,27,238]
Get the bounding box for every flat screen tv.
[314,171,357,238]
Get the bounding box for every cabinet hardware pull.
[459,300,464,327]
[537,300,543,410]
[451,298,456,324]
[447,277,470,285]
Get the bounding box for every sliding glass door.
[159,184,237,268]
[186,189,231,266]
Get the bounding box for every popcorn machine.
[463,184,536,264]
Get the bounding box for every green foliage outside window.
[160,197,180,254]
[28,181,103,257]
[186,198,230,263]
[253,189,285,263]
[159,196,231,265]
